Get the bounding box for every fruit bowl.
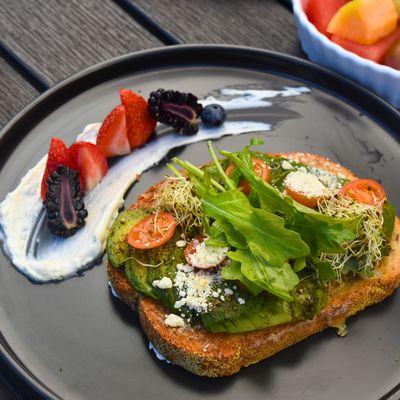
[292,0,400,108]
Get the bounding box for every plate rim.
[1,44,400,400]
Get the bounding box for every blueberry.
[200,104,227,127]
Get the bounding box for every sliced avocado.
[202,291,292,333]
[106,208,149,268]
[124,229,185,305]
[125,258,156,298]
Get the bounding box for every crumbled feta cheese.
[308,166,344,191]
[174,298,186,309]
[188,240,228,268]
[173,263,220,312]
[237,297,245,305]
[212,291,219,298]
[284,171,330,198]
[164,314,185,327]
[224,288,233,295]
[176,240,186,248]
[152,277,172,289]
[281,160,293,170]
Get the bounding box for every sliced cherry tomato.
[184,235,227,269]
[184,235,205,265]
[285,187,320,208]
[340,179,386,205]
[128,212,177,249]
[225,157,270,195]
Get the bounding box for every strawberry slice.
[96,105,130,158]
[69,142,108,192]
[120,89,156,149]
[41,138,77,201]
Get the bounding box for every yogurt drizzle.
[0,86,310,282]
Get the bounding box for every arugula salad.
[106,139,396,333]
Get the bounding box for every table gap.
[113,0,180,45]
[0,43,48,93]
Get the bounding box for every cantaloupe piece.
[306,0,349,36]
[396,0,400,16]
[331,27,400,63]
[327,0,398,46]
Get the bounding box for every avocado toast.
[106,140,399,377]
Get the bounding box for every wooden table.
[0,0,300,397]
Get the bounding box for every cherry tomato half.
[285,187,320,208]
[128,212,177,249]
[340,179,386,206]
[225,157,270,195]
[184,235,204,266]
[184,235,227,269]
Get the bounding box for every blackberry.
[44,166,88,238]
[148,89,203,135]
[201,104,227,127]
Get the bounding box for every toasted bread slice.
[107,153,400,377]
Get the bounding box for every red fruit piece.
[41,138,76,201]
[331,27,400,63]
[96,105,130,158]
[120,89,156,149]
[383,39,400,70]
[306,0,348,36]
[69,142,108,192]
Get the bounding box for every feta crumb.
[176,240,186,248]
[188,239,228,268]
[152,277,172,289]
[164,314,185,328]
[224,288,233,295]
[281,160,293,170]
[173,263,221,313]
[284,171,330,198]
[237,297,245,305]
[174,298,186,309]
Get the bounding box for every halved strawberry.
[41,138,75,201]
[96,105,130,158]
[120,89,156,149]
[69,142,108,192]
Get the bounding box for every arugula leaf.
[383,201,396,241]
[198,188,310,266]
[310,257,336,283]
[221,261,263,296]
[293,257,307,272]
[229,249,299,301]
[210,220,246,249]
[221,151,358,254]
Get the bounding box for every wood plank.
[0,60,39,399]
[0,58,38,129]
[0,0,162,86]
[132,0,303,56]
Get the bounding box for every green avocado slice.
[106,208,149,268]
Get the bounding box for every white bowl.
[292,0,400,108]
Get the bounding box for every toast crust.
[107,153,400,376]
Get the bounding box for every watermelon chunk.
[327,0,398,46]
[383,39,400,70]
[306,0,348,36]
[331,27,400,63]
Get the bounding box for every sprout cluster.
[318,195,386,280]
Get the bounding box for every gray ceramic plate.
[0,45,400,400]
